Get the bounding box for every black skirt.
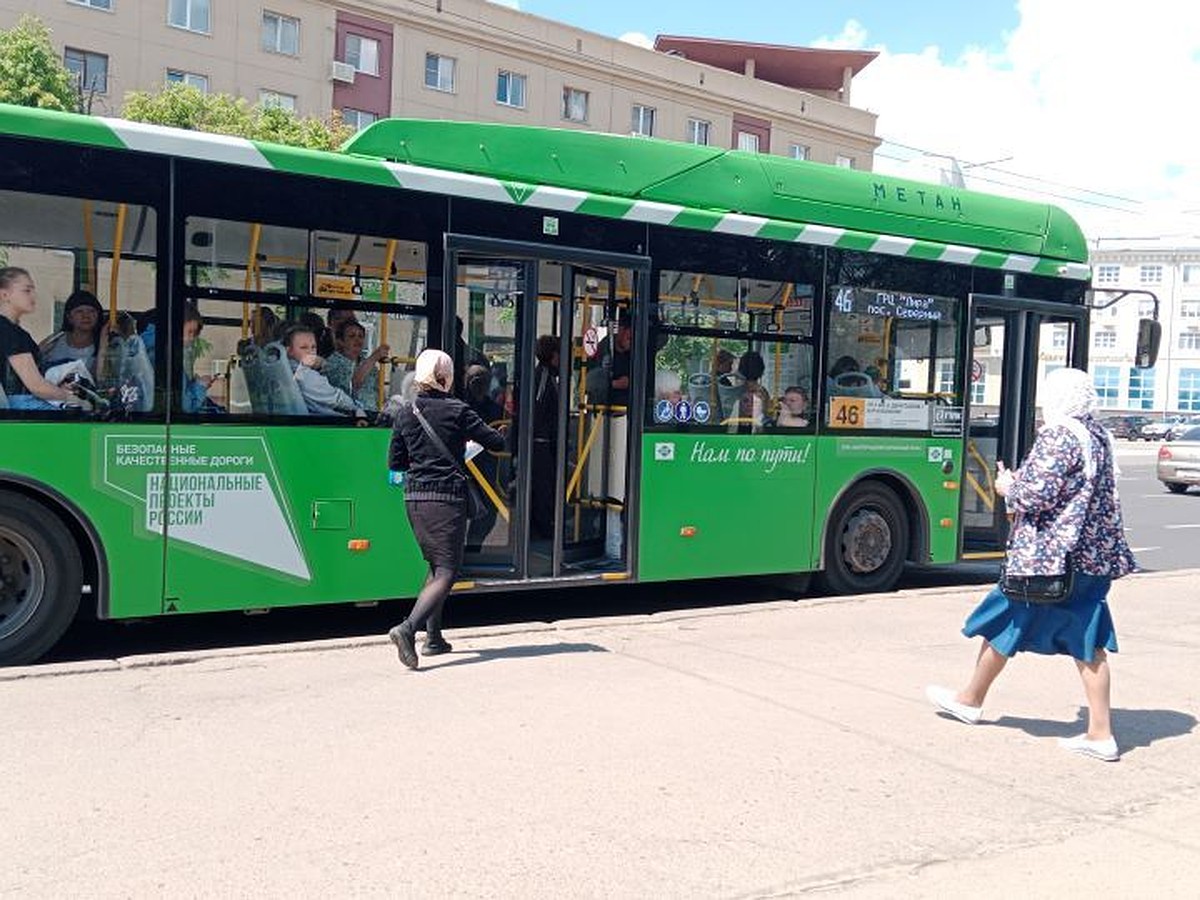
[406,498,467,571]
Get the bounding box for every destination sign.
[831,286,954,323]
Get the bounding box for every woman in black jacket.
[387,349,505,669]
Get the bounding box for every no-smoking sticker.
[582,327,599,358]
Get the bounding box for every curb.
[4,568,1199,682]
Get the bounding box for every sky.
[487,0,1200,243]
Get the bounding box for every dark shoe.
[422,636,453,656]
[388,622,419,669]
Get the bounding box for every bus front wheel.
[0,492,83,667]
[819,484,909,595]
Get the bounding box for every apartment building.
[0,0,880,166]
[1084,238,1200,416]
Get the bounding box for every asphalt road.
[37,443,1191,666]
[1113,442,1200,571]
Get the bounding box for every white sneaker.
[1058,733,1119,762]
[925,685,982,725]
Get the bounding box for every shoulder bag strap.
[411,400,469,483]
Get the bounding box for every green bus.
[0,103,1152,665]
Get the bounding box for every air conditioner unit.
[330,61,356,84]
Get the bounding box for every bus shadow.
[421,641,607,670]
[989,707,1196,752]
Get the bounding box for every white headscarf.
[1039,367,1100,479]
[412,348,454,393]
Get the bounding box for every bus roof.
[0,103,1090,280]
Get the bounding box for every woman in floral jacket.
[926,367,1136,761]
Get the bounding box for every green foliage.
[122,84,355,151]
[0,15,77,111]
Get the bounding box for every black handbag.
[410,401,490,521]
[999,560,1074,604]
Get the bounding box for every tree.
[123,84,355,151]
[0,14,77,111]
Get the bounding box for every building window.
[342,108,377,131]
[562,86,588,122]
[1140,264,1163,284]
[167,70,208,91]
[1179,368,1200,411]
[344,34,379,76]
[686,118,710,145]
[736,131,759,153]
[69,0,112,10]
[1051,326,1068,349]
[1179,332,1200,351]
[970,376,985,405]
[1095,264,1120,285]
[631,104,655,137]
[1181,301,1200,319]
[937,360,955,394]
[425,53,455,92]
[1128,367,1156,410]
[789,143,810,161]
[64,47,108,94]
[1183,264,1200,284]
[835,155,854,168]
[496,70,526,108]
[1092,365,1120,408]
[262,11,299,55]
[259,90,296,112]
[1138,298,1156,317]
[168,0,210,34]
[1093,330,1117,350]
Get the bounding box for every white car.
[1142,416,1186,441]
[1167,416,1200,441]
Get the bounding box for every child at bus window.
[282,324,365,418]
[776,386,810,428]
[39,289,108,378]
[325,318,389,412]
[0,267,89,410]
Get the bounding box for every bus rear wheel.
[819,484,909,595]
[0,493,83,667]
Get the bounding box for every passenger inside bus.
[464,363,503,548]
[588,312,632,407]
[531,334,560,539]
[281,324,365,418]
[325,317,388,412]
[252,306,282,346]
[828,354,881,398]
[181,302,224,414]
[726,350,771,428]
[776,385,811,428]
[318,307,356,358]
[0,267,89,410]
[39,289,108,378]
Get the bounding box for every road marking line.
[1129,546,1161,552]
[1163,524,1200,529]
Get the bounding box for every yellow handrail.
[107,203,127,329]
[465,457,510,522]
[241,223,263,339]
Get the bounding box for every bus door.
[961,295,1087,556]
[447,238,648,582]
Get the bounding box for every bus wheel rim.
[841,509,892,574]
[0,526,46,643]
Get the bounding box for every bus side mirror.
[1135,318,1162,368]
[973,325,992,348]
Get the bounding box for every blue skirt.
[962,572,1118,663]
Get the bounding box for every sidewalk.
[3,570,1199,898]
